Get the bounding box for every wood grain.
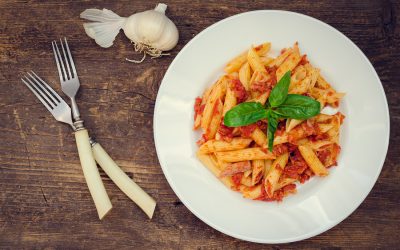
[0,0,399,249]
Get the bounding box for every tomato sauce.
[231,79,248,103]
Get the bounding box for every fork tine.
[52,41,64,84]
[63,37,77,77]
[27,71,59,105]
[60,38,72,79]
[53,40,67,81]
[30,71,63,103]
[22,77,54,113]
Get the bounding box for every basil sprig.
[223,70,320,151]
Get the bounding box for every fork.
[51,38,156,219]
[21,71,112,219]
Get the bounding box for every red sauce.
[298,54,309,66]
[231,172,244,188]
[272,144,288,156]
[254,44,263,51]
[275,122,286,136]
[317,147,331,165]
[299,173,311,184]
[196,134,208,146]
[256,120,268,131]
[239,124,257,138]
[211,99,221,116]
[337,112,346,124]
[231,79,248,103]
[194,97,202,120]
[283,183,296,193]
[218,122,234,141]
[283,149,308,179]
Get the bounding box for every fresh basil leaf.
[274,94,320,119]
[266,110,279,151]
[268,70,291,107]
[224,102,267,127]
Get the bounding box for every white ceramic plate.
[153,10,389,243]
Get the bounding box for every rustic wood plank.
[0,0,399,249]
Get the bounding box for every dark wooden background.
[0,0,399,249]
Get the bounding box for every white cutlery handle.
[75,129,112,219]
[91,143,156,219]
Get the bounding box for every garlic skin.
[80,3,179,62]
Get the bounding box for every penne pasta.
[251,127,267,147]
[286,119,303,133]
[298,145,328,176]
[215,148,275,162]
[276,44,301,81]
[205,99,223,140]
[251,159,265,186]
[200,77,226,131]
[238,62,251,91]
[264,153,289,197]
[196,152,234,188]
[248,47,267,73]
[242,184,263,199]
[222,82,237,115]
[199,138,252,154]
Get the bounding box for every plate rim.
[153,9,390,243]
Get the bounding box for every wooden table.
[1,1,398,248]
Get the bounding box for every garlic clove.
[81,8,126,48]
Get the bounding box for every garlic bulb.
[80,3,179,62]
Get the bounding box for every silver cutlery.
[51,38,156,219]
[21,71,112,219]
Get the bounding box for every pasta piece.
[264,153,289,197]
[264,159,272,176]
[224,42,270,73]
[316,75,332,89]
[220,161,251,177]
[222,82,237,115]
[242,184,263,199]
[290,65,306,83]
[199,138,252,154]
[254,42,271,55]
[196,152,234,188]
[305,64,320,90]
[298,145,328,176]
[315,114,333,123]
[317,123,334,133]
[248,47,267,73]
[249,91,269,105]
[275,178,297,191]
[205,99,223,140]
[215,148,275,162]
[260,56,274,66]
[249,70,270,98]
[244,169,252,178]
[309,140,333,150]
[273,134,288,145]
[193,114,201,130]
[269,47,293,67]
[240,175,253,187]
[251,159,265,186]
[276,44,301,81]
[200,77,227,131]
[251,127,267,147]
[286,119,303,133]
[224,52,247,74]
[239,62,251,91]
